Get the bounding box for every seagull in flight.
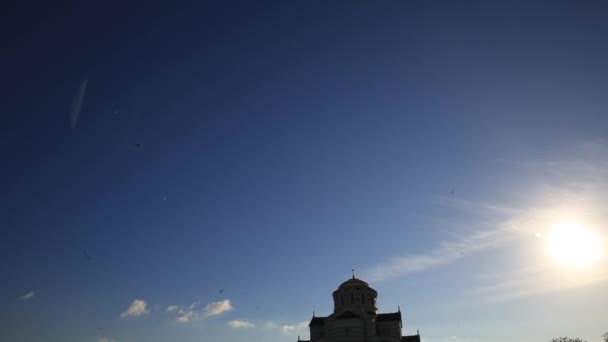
[219,289,224,294]
[135,143,141,148]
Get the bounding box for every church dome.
[332,273,378,314]
[338,277,370,288]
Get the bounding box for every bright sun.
[546,223,602,268]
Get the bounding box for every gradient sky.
[3,1,608,342]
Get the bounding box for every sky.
[2,1,608,342]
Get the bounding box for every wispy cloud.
[166,305,179,312]
[70,79,88,128]
[120,299,149,318]
[363,227,514,283]
[470,258,608,302]
[97,338,116,342]
[362,140,608,300]
[281,321,308,334]
[20,291,35,300]
[176,301,201,323]
[173,300,234,323]
[176,309,196,323]
[264,321,278,329]
[469,142,608,301]
[228,320,255,328]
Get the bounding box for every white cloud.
[177,309,196,323]
[173,299,234,323]
[97,338,116,342]
[281,321,308,334]
[120,299,149,318]
[20,291,35,300]
[202,299,233,317]
[228,320,255,328]
[166,305,179,312]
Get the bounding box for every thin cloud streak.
[97,338,116,342]
[20,291,35,300]
[228,320,255,328]
[264,321,278,329]
[70,79,88,128]
[470,259,608,302]
[363,140,608,301]
[363,228,514,283]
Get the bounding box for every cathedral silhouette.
[298,272,421,342]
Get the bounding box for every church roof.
[309,316,326,326]
[336,311,362,319]
[402,335,421,342]
[376,312,402,322]
[338,277,369,288]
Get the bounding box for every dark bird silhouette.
[135,143,141,148]
[219,289,224,294]
[451,190,455,195]
[82,249,94,261]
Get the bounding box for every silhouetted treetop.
[551,337,587,342]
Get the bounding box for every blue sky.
[2,1,608,342]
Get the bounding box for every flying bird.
[451,190,455,195]
[135,143,141,148]
[219,289,224,294]
[82,249,94,261]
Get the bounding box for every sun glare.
[546,223,602,268]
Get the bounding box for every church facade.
[298,275,421,342]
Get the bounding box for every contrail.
[70,79,88,128]
[20,291,35,300]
